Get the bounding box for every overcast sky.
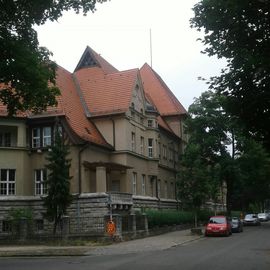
[36,0,225,110]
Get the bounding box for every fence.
[0,213,149,242]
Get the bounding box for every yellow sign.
[106,220,116,236]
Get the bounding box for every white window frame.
[131,132,136,152]
[0,169,16,196]
[43,127,52,147]
[32,128,41,148]
[35,169,47,195]
[140,136,144,155]
[132,172,137,195]
[148,138,153,158]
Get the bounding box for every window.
[131,132,136,152]
[35,219,44,231]
[164,181,168,198]
[149,176,155,197]
[158,142,161,159]
[132,172,137,195]
[32,126,52,148]
[35,169,47,195]
[148,138,153,158]
[43,127,52,147]
[140,136,144,155]
[163,145,167,159]
[0,133,11,147]
[32,128,41,148]
[142,174,146,196]
[2,220,12,232]
[157,179,161,198]
[148,119,153,128]
[0,169,16,195]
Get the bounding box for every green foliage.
[234,139,270,210]
[0,0,108,115]
[181,89,270,212]
[8,208,33,221]
[191,0,270,151]
[43,131,73,234]
[146,209,213,228]
[177,143,212,209]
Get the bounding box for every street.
[1,222,270,270]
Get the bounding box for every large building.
[0,46,188,231]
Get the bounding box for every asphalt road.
[1,222,270,270]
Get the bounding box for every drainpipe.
[110,118,116,148]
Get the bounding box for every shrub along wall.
[145,209,215,228]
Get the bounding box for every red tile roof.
[55,66,111,147]
[140,63,187,116]
[1,47,187,147]
[74,46,118,74]
[74,67,139,117]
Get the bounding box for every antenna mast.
[150,28,153,67]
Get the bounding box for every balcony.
[106,192,133,210]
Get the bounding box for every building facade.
[0,46,188,232]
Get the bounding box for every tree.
[177,143,211,227]
[184,91,236,214]
[191,0,270,151]
[182,90,270,214]
[43,131,73,234]
[0,0,107,115]
[235,139,270,211]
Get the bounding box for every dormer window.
[43,127,52,147]
[32,126,52,148]
[32,128,41,148]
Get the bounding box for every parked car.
[231,217,243,233]
[243,214,261,226]
[258,213,269,222]
[205,216,232,237]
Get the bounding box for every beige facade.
[0,46,190,223]
[0,100,185,211]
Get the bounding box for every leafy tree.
[182,90,270,214]
[177,143,211,227]
[0,0,107,115]
[183,91,242,214]
[43,131,72,234]
[191,0,270,151]
[236,139,270,211]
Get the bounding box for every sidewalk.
[0,229,204,257]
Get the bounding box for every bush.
[145,209,212,228]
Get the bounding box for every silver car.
[243,214,261,226]
[258,213,269,222]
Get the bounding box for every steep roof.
[0,67,111,148]
[74,46,118,74]
[53,66,111,147]
[74,66,139,117]
[140,63,187,116]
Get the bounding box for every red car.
[205,216,232,237]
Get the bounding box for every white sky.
[36,0,225,110]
